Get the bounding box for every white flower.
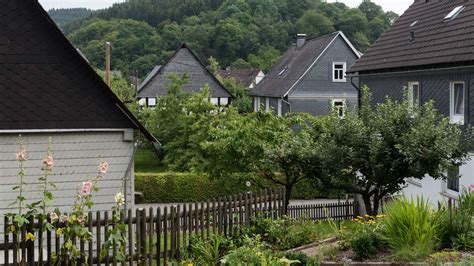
[115,192,125,206]
[246,181,251,187]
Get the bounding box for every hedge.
[135,173,337,203]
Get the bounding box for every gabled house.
[0,0,157,233]
[137,43,233,107]
[218,68,265,89]
[349,0,474,204]
[250,32,361,117]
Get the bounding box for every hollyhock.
[115,192,125,206]
[16,148,27,162]
[50,212,59,223]
[42,155,54,170]
[98,161,109,175]
[59,214,69,224]
[80,181,94,196]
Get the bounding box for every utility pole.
[105,42,111,87]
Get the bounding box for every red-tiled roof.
[218,69,262,87]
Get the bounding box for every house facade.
[218,68,265,89]
[0,0,157,237]
[250,32,361,117]
[137,43,233,107]
[349,0,474,205]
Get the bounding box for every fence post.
[156,207,161,265]
[282,187,287,216]
[148,207,154,266]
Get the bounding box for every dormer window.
[450,81,465,125]
[444,6,464,20]
[332,62,346,82]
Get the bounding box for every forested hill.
[63,0,398,79]
[48,8,94,27]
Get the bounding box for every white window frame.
[408,81,420,111]
[254,97,261,112]
[277,99,282,117]
[147,97,156,107]
[450,81,465,125]
[220,98,229,106]
[332,62,347,83]
[265,98,270,112]
[332,99,346,118]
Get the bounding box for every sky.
[38,0,413,15]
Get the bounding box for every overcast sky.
[38,0,413,15]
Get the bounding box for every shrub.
[183,235,233,265]
[381,197,439,261]
[135,173,250,203]
[438,189,474,251]
[241,217,321,250]
[350,230,378,260]
[283,251,318,265]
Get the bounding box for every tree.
[336,9,369,39]
[247,46,280,71]
[200,111,319,207]
[352,31,371,52]
[358,0,383,21]
[312,87,473,215]
[294,10,334,38]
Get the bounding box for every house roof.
[218,68,262,88]
[0,0,157,142]
[137,43,233,98]
[250,32,360,97]
[349,0,474,73]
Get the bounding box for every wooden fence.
[287,201,358,221]
[1,188,286,265]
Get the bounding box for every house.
[250,32,361,117]
[0,0,157,233]
[137,43,233,107]
[218,68,265,89]
[348,0,474,205]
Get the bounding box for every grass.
[135,149,168,173]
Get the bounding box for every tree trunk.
[284,184,294,212]
[362,193,381,216]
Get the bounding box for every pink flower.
[80,181,94,196]
[16,148,27,162]
[469,184,474,192]
[59,214,69,224]
[98,161,109,175]
[42,155,54,170]
[50,212,59,223]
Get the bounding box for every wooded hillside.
[60,0,398,79]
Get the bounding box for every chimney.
[296,34,307,50]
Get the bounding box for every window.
[408,81,420,111]
[220,98,229,106]
[444,6,464,20]
[332,62,346,82]
[254,97,261,112]
[332,99,346,118]
[265,98,270,112]
[210,98,219,105]
[447,165,460,192]
[138,98,146,106]
[147,97,156,107]
[450,81,465,124]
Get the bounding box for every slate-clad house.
[138,43,233,107]
[218,68,265,89]
[250,32,361,116]
[0,0,157,234]
[349,0,474,204]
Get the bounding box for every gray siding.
[360,67,474,126]
[288,35,359,116]
[0,131,134,239]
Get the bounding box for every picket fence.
[0,188,359,265]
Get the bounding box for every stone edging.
[286,237,338,253]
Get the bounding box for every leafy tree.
[295,10,335,38]
[48,8,94,28]
[247,46,280,72]
[145,74,219,171]
[352,31,371,52]
[96,70,139,115]
[200,111,319,207]
[336,9,369,39]
[358,0,384,21]
[221,79,253,113]
[311,87,473,215]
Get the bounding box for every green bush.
[381,197,439,262]
[241,217,322,250]
[135,172,250,203]
[183,235,233,265]
[350,230,379,260]
[282,252,318,265]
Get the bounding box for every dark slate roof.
[0,0,156,142]
[218,68,262,87]
[349,0,474,73]
[137,44,233,98]
[250,32,359,97]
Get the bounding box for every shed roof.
[0,0,156,142]
[349,0,474,73]
[250,32,360,97]
[137,44,233,98]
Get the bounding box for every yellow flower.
[26,232,35,242]
[352,218,359,222]
[187,263,193,266]
[357,216,363,219]
[376,214,385,218]
[9,225,16,233]
[56,228,63,236]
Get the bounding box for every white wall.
[400,153,474,206]
[0,131,135,239]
